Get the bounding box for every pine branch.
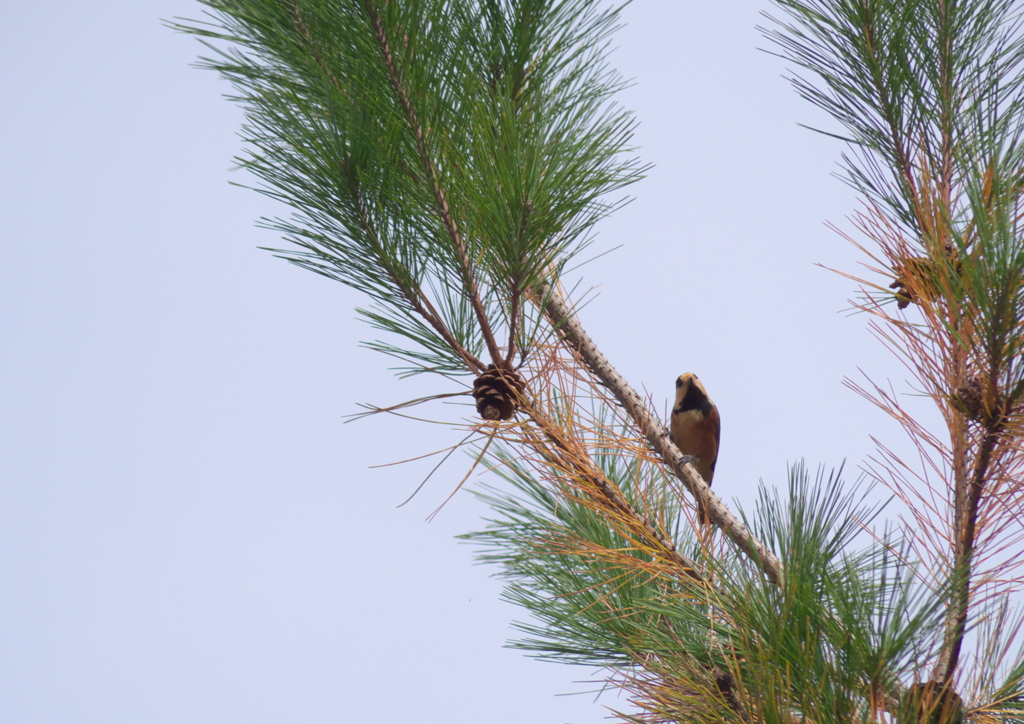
[362,0,503,367]
[537,280,784,586]
[940,414,1007,683]
[766,0,1024,697]
[341,154,486,372]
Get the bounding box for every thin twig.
[290,3,347,97]
[346,156,485,372]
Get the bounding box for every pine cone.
[952,377,1015,425]
[890,247,962,310]
[953,378,984,421]
[472,365,525,421]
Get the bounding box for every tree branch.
[937,418,1002,683]
[537,281,784,586]
[364,1,504,365]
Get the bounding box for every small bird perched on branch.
[670,373,721,525]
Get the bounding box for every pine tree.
[174,2,1024,721]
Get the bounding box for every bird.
[670,373,721,525]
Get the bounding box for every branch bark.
[936,417,1000,683]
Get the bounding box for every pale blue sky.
[1,2,908,722]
